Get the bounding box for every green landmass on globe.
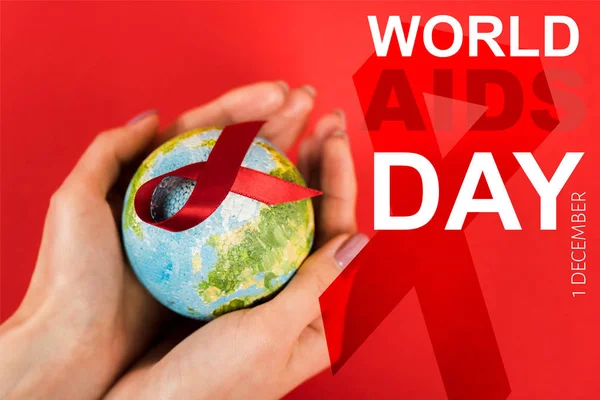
[121,127,314,320]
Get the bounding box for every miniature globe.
[122,127,314,320]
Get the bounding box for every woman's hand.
[0,81,365,400]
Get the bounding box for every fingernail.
[329,130,347,141]
[333,109,346,130]
[301,84,316,97]
[335,233,369,270]
[127,109,158,126]
[275,80,289,93]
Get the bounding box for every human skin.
[0,81,367,399]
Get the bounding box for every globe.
[122,127,314,320]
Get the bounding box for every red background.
[1,1,598,398]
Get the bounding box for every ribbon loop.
[134,121,320,232]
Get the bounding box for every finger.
[285,318,330,384]
[297,109,345,184]
[316,131,358,246]
[65,112,159,195]
[314,109,346,140]
[157,81,288,146]
[297,135,317,185]
[267,233,369,335]
[260,85,316,151]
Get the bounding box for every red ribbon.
[134,121,321,232]
[320,25,557,399]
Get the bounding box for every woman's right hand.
[106,84,366,400]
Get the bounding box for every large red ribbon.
[320,25,558,399]
[134,121,321,232]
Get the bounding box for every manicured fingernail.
[335,233,369,270]
[333,109,346,129]
[301,84,316,97]
[275,80,289,93]
[127,109,158,126]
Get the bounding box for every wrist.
[0,305,122,399]
[1,317,63,398]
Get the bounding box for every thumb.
[269,233,369,336]
[65,110,159,195]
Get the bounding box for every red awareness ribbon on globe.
[320,25,558,400]
[134,121,321,232]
